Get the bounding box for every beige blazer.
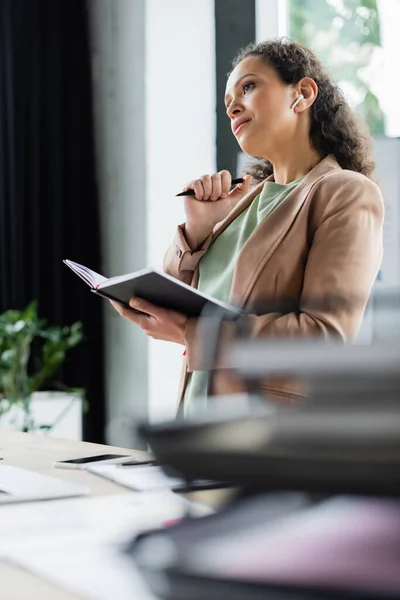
[164,155,384,404]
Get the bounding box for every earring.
[290,94,304,110]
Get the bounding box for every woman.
[113,38,384,415]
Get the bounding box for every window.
[287,0,400,136]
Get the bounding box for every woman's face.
[225,56,300,158]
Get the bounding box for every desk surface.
[0,430,232,600]
[0,429,151,497]
[0,431,153,600]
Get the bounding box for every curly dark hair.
[232,38,375,182]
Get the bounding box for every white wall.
[89,0,148,447]
[255,0,286,42]
[89,0,216,433]
[371,138,400,341]
[145,0,216,422]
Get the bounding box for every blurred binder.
[128,493,400,600]
[139,400,400,496]
[131,315,400,598]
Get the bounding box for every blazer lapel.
[230,155,342,306]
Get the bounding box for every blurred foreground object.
[139,290,400,494]
[128,291,400,598]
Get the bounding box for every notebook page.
[64,259,108,288]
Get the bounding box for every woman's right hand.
[182,170,252,250]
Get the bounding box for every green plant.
[0,301,84,432]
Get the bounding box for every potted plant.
[0,301,85,435]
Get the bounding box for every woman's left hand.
[110,297,188,345]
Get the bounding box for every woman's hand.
[110,298,188,345]
[182,170,252,249]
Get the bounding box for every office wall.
[89,0,216,433]
[255,0,287,40]
[145,0,216,421]
[89,0,148,446]
[374,138,400,289]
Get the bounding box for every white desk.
[0,429,151,497]
[0,430,231,599]
[0,431,155,599]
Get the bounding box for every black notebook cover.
[93,269,241,319]
[64,260,242,319]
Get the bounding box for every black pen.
[176,177,244,196]
[118,459,157,467]
[174,480,231,492]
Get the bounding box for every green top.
[183,177,303,418]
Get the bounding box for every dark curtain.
[0,0,105,442]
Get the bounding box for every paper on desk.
[4,533,156,600]
[0,492,211,600]
[0,491,211,545]
[88,463,214,492]
[0,465,89,504]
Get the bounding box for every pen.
[176,177,244,196]
[175,480,231,492]
[118,459,157,467]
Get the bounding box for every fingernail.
[129,298,138,307]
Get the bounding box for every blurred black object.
[128,493,400,600]
[139,291,400,496]
[139,400,400,496]
[132,293,400,598]
[201,290,400,402]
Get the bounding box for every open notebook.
[63,259,242,319]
